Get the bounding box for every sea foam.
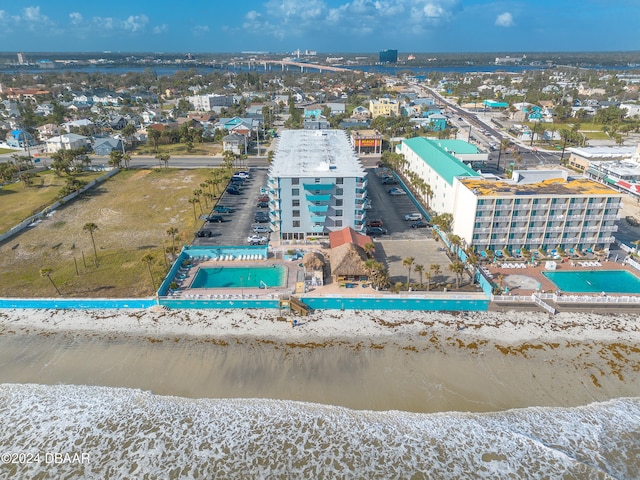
[0,384,637,479]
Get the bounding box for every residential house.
[6,129,37,148]
[37,123,62,138]
[93,137,123,156]
[45,133,90,153]
[222,133,246,155]
[369,97,400,118]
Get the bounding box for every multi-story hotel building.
[453,172,622,253]
[397,137,623,254]
[268,130,367,241]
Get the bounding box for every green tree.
[156,153,170,169]
[40,267,61,296]
[141,253,156,291]
[430,264,441,287]
[167,227,179,257]
[402,256,415,289]
[83,222,99,266]
[147,127,161,153]
[414,264,424,289]
[109,150,123,168]
[496,138,510,172]
[449,261,465,289]
[363,242,376,258]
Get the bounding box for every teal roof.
[403,137,480,185]
[432,139,479,155]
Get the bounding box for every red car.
[366,219,383,228]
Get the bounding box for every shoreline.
[0,308,639,413]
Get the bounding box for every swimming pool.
[191,266,287,289]
[543,270,640,293]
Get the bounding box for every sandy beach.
[0,308,639,412]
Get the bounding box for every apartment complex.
[268,130,367,241]
[453,172,622,253]
[369,97,400,118]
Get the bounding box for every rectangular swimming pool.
[543,270,640,293]
[191,266,287,289]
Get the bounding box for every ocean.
[0,384,637,479]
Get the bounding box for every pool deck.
[482,258,640,296]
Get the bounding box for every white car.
[388,188,407,196]
[404,213,423,221]
[252,225,271,233]
[247,235,268,245]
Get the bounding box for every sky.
[1,1,639,54]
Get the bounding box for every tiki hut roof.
[302,251,325,270]
[330,243,369,278]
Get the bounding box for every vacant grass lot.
[132,143,223,156]
[0,168,213,298]
[0,170,104,234]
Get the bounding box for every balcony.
[603,215,620,221]
[305,194,331,202]
[495,204,513,211]
[589,202,605,208]
[602,236,616,243]
[583,226,600,232]
[584,215,603,221]
[310,215,327,223]
[477,204,494,211]
[474,227,491,234]
[546,227,564,232]
[308,205,329,213]
[567,214,584,220]
[565,226,582,232]
[548,215,565,221]
[530,215,548,221]
[491,227,510,233]
[303,183,334,191]
[528,227,546,233]
[356,192,367,200]
[311,225,325,233]
[473,238,491,245]
[355,213,366,221]
[601,225,618,232]
[356,181,367,189]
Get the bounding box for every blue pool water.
[191,266,286,289]
[543,270,640,293]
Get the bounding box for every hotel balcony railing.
[356,181,367,189]
[546,226,564,233]
[603,214,620,221]
[548,215,565,221]
[584,215,603,221]
[602,236,616,243]
[494,204,513,210]
[491,227,510,233]
[589,202,605,208]
[514,203,532,210]
[355,213,366,221]
[564,226,582,232]
[566,214,584,220]
[473,238,491,245]
[530,215,548,221]
[601,225,618,232]
[474,227,491,234]
[476,204,494,211]
[583,226,600,232]
[355,192,367,200]
[528,227,546,233]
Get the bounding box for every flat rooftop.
[402,137,479,185]
[459,176,622,197]
[568,145,638,158]
[270,129,365,178]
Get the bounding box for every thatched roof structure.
[302,251,325,270]
[330,243,369,278]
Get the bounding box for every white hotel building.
[397,137,623,254]
[268,130,367,241]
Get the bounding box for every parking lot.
[192,168,270,247]
[364,167,432,240]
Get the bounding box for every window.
[293,210,300,217]
[292,188,299,196]
[334,220,343,227]
[314,178,321,183]
[336,188,343,196]
[292,178,299,185]
[335,199,343,207]
[335,209,343,217]
[293,220,300,227]
[336,177,344,184]
[292,200,300,207]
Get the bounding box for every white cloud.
[153,24,168,34]
[122,14,149,32]
[495,12,514,27]
[246,10,260,21]
[193,25,209,35]
[69,12,83,24]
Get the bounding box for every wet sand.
[0,308,639,412]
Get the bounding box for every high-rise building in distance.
[379,49,398,63]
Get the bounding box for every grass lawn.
[0,148,19,155]
[0,168,218,298]
[0,170,105,234]
[132,142,223,156]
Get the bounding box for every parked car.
[247,235,268,245]
[254,214,269,223]
[388,188,407,196]
[230,178,244,186]
[213,205,232,213]
[404,213,423,221]
[252,225,270,234]
[626,216,639,226]
[381,176,397,185]
[196,230,212,237]
[234,171,250,179]
[257,195,269,203]
[366,219,384,228]
[366,226,388,236]
[206,215,225,223]
[256,201,269,208]
[411,221,430,229]
[226,187,241,195]
[362,199,372,210]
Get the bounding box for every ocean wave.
[0,384,637,479]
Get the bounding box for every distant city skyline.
[1,1,639,54]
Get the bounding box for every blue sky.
[1,1,639,53]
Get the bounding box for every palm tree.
[156,153,170,169]
[448,233,462,256]
[141,253,156,291]
[40,267,61,295]
[167,227,179,257]
[146,127,161,153]
[425,269,432,291]
[188,198,198,220]
[449,261,465,289]
[402,256,415,290]
[363,242,376,258]
[83,222,99,266]
[496,138,510,172]
[414,264,424,289]
[430,264,441,288]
